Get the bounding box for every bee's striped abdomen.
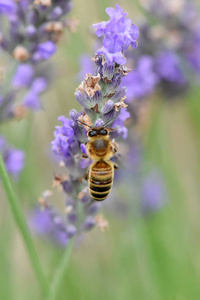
[89,161,113,201]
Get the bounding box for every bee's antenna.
[76,119,92,129]
[103,116,116,128]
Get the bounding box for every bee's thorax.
[87,137,113,161]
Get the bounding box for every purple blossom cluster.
[123,0,200,102]
[0,0,72,62]
[29,190,102,246]
[0,0,72,177]
[0,0,72,116]
[93,4,139,65]
[123,55,159,102]
[33,5,139,246]
[29,204,71,247]
[0,63,49,120]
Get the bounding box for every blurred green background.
[1,0,200,299]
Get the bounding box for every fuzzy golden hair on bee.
[86,127,114,162]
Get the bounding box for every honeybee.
[78,120,118,201]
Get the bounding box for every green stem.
[0,154,49,297]
[47,239,74,300]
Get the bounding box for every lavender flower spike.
[0,0,73,175]
[0,0,73,120]
[36,5,139,246]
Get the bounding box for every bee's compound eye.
[100,129,108,135]
[89,130,97,137]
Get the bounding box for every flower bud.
[82,216,96,231]
[13,46,30,61]
[94,118,104,127]
[49,7,63,20]
[67,225,77,237]
[69,109,80,120]
[91,90,102,105]
[110,87,127,103]
[102,61,115,82]
[101,99,114,114]
[25,25,37,39]
[105,73,121,96]
[75,91,92,109]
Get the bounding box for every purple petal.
[37,41,56,60]
[0,0,17,16]
[29,208,54,235]
[80,143,87,154]
[31,78,48,94]
[93,5,139,64]
[12,64,34,88]
[155,51,185,84]
[23,92,42,110]
[66,225,77,238]
[82,216,96,231]
[75,91,92,109]
[94,118,104,127]
[80,158,91,169]
[101,100,114,114]
[5,149,25,176]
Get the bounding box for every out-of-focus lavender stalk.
[32,4,139,246]
[110,0,200,215]
[78,0,200,105]
[0,0,73,116]
[0,0,73,178]
[123,0,200,103]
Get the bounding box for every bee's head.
[88,127,109,138]
[76,119,113,139]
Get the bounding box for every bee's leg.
[84,170,89,180]
[81,153,89,159]
[79,170,89,182]
[113,162,119,170]
[113,146,118,154]
[81,143,88,159]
